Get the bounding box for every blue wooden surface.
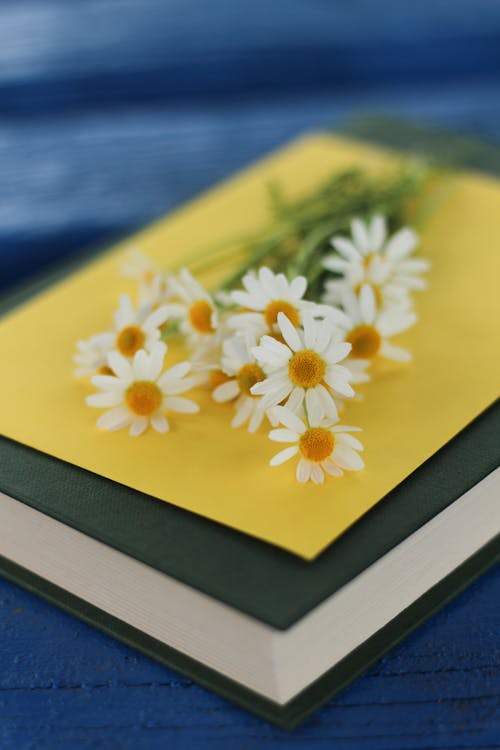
[0,1,499,746]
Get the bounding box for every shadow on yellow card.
[0,134,498,559]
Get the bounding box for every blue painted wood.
[0,0,499,745]
[0,568,498,749]
[2,80,500,291]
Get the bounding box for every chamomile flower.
[212,334,271,433]
[120,247,158,280]
[251,312,354,423]
[340,284,416,362]
[268,406,364,484]
[112,294,170,358]
[119,248,171,309]
[323,215,428,308]
[73,332,116,378]
[227,266,326,338]
[86,343,199,436]
[162,268,218,346]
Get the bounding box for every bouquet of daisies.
[75,204,428,485]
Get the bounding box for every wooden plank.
[0,568,498,748]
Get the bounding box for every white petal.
[385,227,418,262]
[324,341,352,364]
[96,406,131,431]
[251,372,288,396]
[213,379,240,403]
[149,343,167,380]
[322,459,343,477]
[143,305,169,332]
[380,341,412,362]
[277,313,302,352]
[231,396,254,427]
[273,405,306,433]
[248,405,265,433]
[315,384,339,420]
[151,413,169,433]
[324,367,355,398]
[335,432,364,451]
[158,361,191,388]
[302,314,317,349]
[108,351,133,380]
[313,319,332,354]
[114,294,135,329]
[360,284,376,324]
[133,349,150,380]
[285,386,305,414]
[90,375,125,392]
[129,417,148,437]
[86,391,123,408]
[256,336,292,360]
[332,424,362,433]
[306,388,322,425]
[393,275,427,291]
[161,377,196,396]
[310,463,325,484]
[270,445,299,467]
[377,310,416,337]
[296,457,312,483]
[259,266,280,300]
[269,428,300,443]
[351,218,370,255]
[323,256,351,274]
[290,275,307,300]
[260,383,293,410]
[340,287,362,324]
[397,258,430,274]
[163,396,199,414]
[332,236,360,261]
[332,444,364,471]
[231,290,262,310]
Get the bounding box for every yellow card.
[0,134,498,559]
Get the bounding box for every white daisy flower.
[86,343,199,436]
[250,312,354,423]
[340,284,417,362]
[137,272,172,310]
[212,334,271,433]
[162,268,218,346]
[227,266,329,338]
[268,406,364,484]
[112,294,170,358]
[73,332,115,378]
[119,248,171,309]
[323,215,429,307]
[120,247,158,280]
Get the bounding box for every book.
[0,120,499,728]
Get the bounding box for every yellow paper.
[0,134,499,559]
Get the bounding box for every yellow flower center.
[264,300,300,329]
[210,369,232,391]
[347,324,382,359]
[97,365,114,376]
[288,350,326,388]
[299,428,335,462]
[188,300,214,334]
[236,363,265,396]
[116,326,145,357]
[125,381,162,416]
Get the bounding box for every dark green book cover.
[0,119,499,728]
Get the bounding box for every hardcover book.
[0,120,498,728]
